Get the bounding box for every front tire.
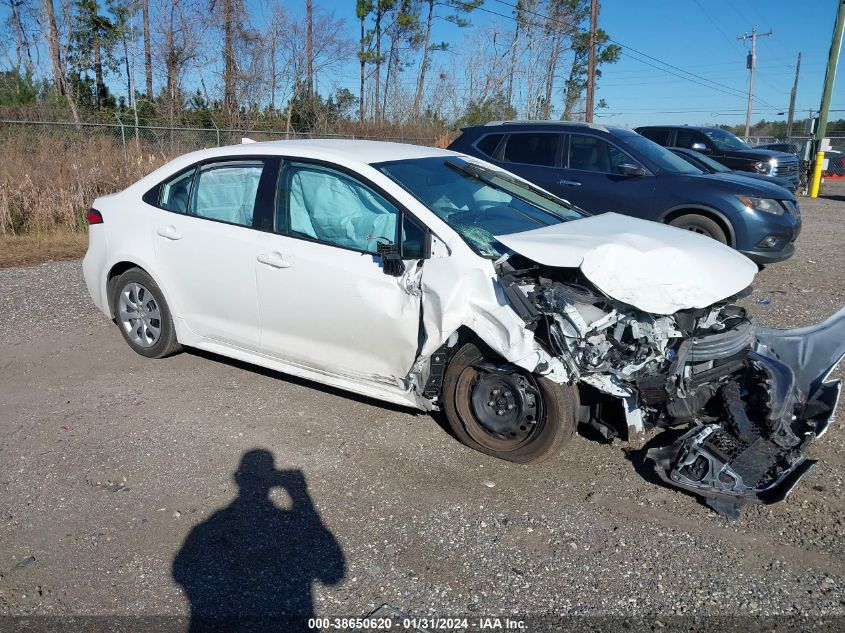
[111,268,181,359]
[668,213,728,244]
[442,342,578,463]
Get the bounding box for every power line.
[485,0,780,109]
[692,0,746,56]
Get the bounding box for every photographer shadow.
[172,449,345,632]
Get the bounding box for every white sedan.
[83,140,844,516]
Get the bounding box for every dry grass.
[0,130,165,236]
[0,232,88,268]
[0,123,445,266]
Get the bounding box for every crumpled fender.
[417,254,549,374]
[755,304,845,402]
[646,305,845,517]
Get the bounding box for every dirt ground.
[1,186,844,631]
[0,233,87,269]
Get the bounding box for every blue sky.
[290,0,845,128]
[4,0,843,128]
[592,0,845,128]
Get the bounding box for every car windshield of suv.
[701,128,750,151]
[376,156,585,258]
[623,136,702,174]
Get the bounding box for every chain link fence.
[747,135,845,179]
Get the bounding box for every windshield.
[624,136,702,174]
[376,157,585,258]
[702,128,750,151]
[675,149,730,173]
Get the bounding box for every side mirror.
[617,163,646,177]
[376,241,406,277]
[691,142,709,153]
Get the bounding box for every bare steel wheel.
[443,342,578,463]
[111,268,181,359]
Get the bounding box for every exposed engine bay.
[493,254,844,517]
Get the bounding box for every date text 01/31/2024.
[307,616,528,630]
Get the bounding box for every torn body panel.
[450,253,844,515]
[405,215,840,515]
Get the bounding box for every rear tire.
[111,268,181,359]
[442,342,578,463]
[668,213,728,244]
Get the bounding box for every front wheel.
[442,342,578,463]
[668,213,728,244]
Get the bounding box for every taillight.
[86,208,104,225]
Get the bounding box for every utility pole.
[816,0,845,144]
[584,0,598,122]
[785,51,801,138]
[738,27,773,141]
[810,0,845,197]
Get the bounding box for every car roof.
[177,139,458,166]
[636,125,721,132]
[460,120,638,137]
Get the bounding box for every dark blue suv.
[448,121,801,264]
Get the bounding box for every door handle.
[156,226,182,240]
[257,253,292,269]
[559,179,582,187]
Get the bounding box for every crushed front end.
[497,256,845,516]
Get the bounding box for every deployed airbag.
[288,165,397,252]
[192,165,262,226]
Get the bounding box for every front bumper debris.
[646,306,845,517]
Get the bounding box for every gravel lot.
[1,189,844,630]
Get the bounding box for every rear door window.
[567,134,636,174]
[190,161,265,228]
[475,134,504,159]
[502,133,559,167]
[638,128,671,146]
[675,129,709,150]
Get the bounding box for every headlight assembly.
[736,195,785,215]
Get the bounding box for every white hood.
[496,213,758,315]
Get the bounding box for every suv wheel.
[668,213,728,244]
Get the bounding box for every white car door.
[147,159,272,351]
[255,160,425,383]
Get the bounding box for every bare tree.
[412,0,480,120]
[41,0,81,122]
[380,0,420,122]
[305,0,313,98]
[2,0,37,74]
[142,0,152,98]
[153,0,203,123]
[372,0,395,123]
[540,0,579,119]
[273,4,351,129]
[221,0,236,118]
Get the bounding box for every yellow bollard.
[809,150,825,198]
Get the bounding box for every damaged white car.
[83,140,845,516]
